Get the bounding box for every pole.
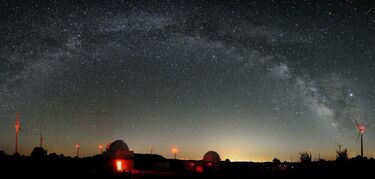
[291,155,292,163]
[40,134,43,148]
[318,153,320,161]
[99,144,103,154]
[15,130,18,154]
[76,144,80,158]
[361,134,363,157]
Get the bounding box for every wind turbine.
[14,113,22,154]
[336,142,343,153]
[75,144,80,158]
[40,133,43,148]
[354,119,366,157]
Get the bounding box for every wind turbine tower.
[14,113,22,154]
[76,144,80,158]
[354,119,366,157]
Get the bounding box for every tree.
[12,152,20,158]
[336,149,348,162]
[299,151,311,163]
[31,147,47,158]
[0,150,6,159]
[273,158,281,165]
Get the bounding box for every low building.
[184,151,221,173]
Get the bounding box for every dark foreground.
[1,153,375,178]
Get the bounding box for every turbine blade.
[354,119,360,128]
[356,132,360,144]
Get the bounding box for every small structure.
[103,140,134,173]
[184,151,221,173]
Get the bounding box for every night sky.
[1,0,375,161]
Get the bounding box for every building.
[201,151,221,171]
[184,151,221,173]
[103,140,134,173]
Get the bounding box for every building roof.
[203,151,220,162]
[106,140,129,152]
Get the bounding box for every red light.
[207,162,213,166]
[99,144,103,149]
[190,162,195,167]
[196,166,203,173]
[359,126,366,134]
[75,144,80,148]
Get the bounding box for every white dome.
[106,140,129,152]
[203,151,220,162]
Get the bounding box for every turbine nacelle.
[358,125,366,134]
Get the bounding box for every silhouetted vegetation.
[299,151,312,163]
[273,158,281,165]
[0,150,5,158]
[336,149,349,162]
[31,147,47,158]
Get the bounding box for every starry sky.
[1,0,375,161]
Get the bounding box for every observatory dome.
[106,140,129,152]
[203,151,220,162]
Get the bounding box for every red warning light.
[196,166,203,173]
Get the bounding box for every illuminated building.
[202,151,221,171]
[103,140,134,173]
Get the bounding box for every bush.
[336,149,348,162]
[299,151,311,163]
[31,147,47,158]
[273,158,281,165]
